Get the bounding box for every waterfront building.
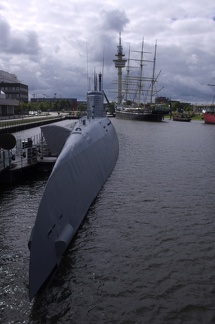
[0,70,28,104]
[0,90,19,117]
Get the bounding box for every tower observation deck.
[113,34,127,105]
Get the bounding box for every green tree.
[78,103,87,112]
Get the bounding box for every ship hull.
[203,112,215,124]
[115,110,163,122]
[29,116,119,300]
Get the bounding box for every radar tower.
[113,33,127,105]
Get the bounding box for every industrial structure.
[113,34,127,105]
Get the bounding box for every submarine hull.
[29,116,119,300]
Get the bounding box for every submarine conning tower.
[87,72,105,118]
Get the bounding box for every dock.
[0,138,57,183]
[0,113,78,183]
[0,120,63,184]
[0,115,65,135]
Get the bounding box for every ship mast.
[207,84,215,105]
[115,38,162,106]
[125,47,130,103]
[113,33,127,105]
[128,40,145,107]
[138,40,144,106]
[150,40,157,104]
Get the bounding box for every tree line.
[16,100,116,115]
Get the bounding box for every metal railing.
[0,115,63,131]
[0,133,51,173]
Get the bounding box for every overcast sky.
[0,0,215,104]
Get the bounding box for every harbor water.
[1,118,215,323]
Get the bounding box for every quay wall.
[0,117,64,134]
[0,116,73,183]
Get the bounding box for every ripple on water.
[1,120,215,323]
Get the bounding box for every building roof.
[0,70,20,83]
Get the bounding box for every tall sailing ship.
[113,35,170,121]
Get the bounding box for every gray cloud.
[0,1,215,103]
[0,15,40,55]
[100,9,129,32]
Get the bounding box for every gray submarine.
[28,73,119,300]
